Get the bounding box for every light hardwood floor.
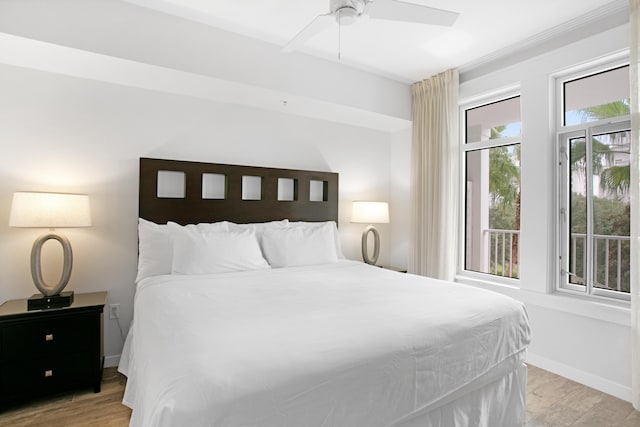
[0,365,638,426]
[526,365,640,427]
[0,368,131,427]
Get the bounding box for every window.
[462,95,522,279]
[557,63,631,300]
[563,65,630,126]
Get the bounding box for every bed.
[119,158,531,426]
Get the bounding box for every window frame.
[554,57,631,301]
[554,54,629,134]
[458,89,522,285]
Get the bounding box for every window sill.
[455,274,631,327]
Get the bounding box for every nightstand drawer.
[0,353,96,396]
[0,292,107,404]
[1,314,98,361]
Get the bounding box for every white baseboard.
[526,352,631,402]
[104,354,121,368]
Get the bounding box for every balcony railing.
[569,233,630,292]
[484,229,519,278]
[483,229,630,291]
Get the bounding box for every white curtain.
[631,0,640,411]
[409,69,459,280]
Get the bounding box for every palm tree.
[580,100,630,122]
[569,138,611,175]
[489,146,519,206]
[600,165,630,195]
[489,126,519,208]
[578,100,630,197]
[488,126,520,277]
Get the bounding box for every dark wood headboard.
[139,158,339,225]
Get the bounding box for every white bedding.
[120,261,530,427]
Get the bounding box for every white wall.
[455,23,633,401]
[0,63,394,365]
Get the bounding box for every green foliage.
[489,202,516,230]
[600,165,630,196]
[579,100,630,122]
[486,129,521,277]
[487,136,520,232]
[489,146,519,207]
[489,262,519,279]
[490,125,506,139]
[570,194,628,234]
[568,100,632,292]
[575,101,631,197]
[569,194,630,292]
[570,138,611,176]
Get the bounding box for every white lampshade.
[9,192,91,228]
[351,201,390,224]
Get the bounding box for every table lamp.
[9,192,91,309]
[351,201,389,265]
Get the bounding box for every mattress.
[119,261,530,426]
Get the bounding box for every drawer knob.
[45,334,54,342]
[44,369,53,378]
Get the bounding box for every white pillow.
[227,219,289,240]
[261,222,338,267]
[288,221,345,259]
[170,228,270,275]
[196,221,231,233]
[136,219,228,282]
[136,218,172,283]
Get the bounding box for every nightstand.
[0,291,107,405]
[378,265,408,273]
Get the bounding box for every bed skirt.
[394,361,527,427]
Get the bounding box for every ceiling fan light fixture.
[331,0,366,25]
[335,7,359,25]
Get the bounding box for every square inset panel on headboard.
[202,173,226,200]
[157,170,186,198]
[139,158,339,225]
[277,178,297,201]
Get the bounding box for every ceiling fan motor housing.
[331,0,366,25]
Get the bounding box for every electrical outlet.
[109,303,120,320]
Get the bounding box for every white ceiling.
[124,0,623,82]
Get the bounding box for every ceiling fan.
[282,0,459,53]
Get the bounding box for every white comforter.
[120,261,530,427]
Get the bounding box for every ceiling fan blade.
[283,13,335,53]
[366,0,459,27]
